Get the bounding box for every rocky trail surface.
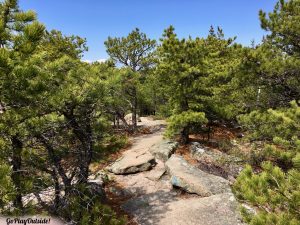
[105,117,244,225]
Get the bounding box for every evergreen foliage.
[0,1,125,223]
[104,28,156,130]
[234,102,300,224]
[232,1,300,224]
[155,26,241,143]
[0,0,299,224]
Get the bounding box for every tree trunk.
[132,88,138,131]
[51,169,61,210]
[117,116,120,128]
[116,111,129,130]
[11,136,23,210]
[207,126,211,141]
[179,99,190,144]
[38,134,71,188]
[180,126,189,144]
[63,109,93,184]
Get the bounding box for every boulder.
[125,113,141,124]
[107,150,156,174]
[108,186,131,198]
[165,155,231,196]
[148,124,165,133]
[190,142,244,178]
[236,133,245,138]
[149,140,178,162]
[88,170,109,186]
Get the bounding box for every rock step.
[107,151,156,175]
[165,155,231,196]
[145,160,166,181]
[149,140,178,162]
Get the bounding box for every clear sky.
[19,0,278,62]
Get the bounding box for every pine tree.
[155,26,241,143]
[104,28,156,131]
[259,0,300,57]
[0,3,125,224]
[228,0,300,112]
[234,101,300,224]
[233,1,300,224]
[0,0,45,211]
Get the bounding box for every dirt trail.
[107,117,243,225]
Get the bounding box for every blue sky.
[19,0,278,62]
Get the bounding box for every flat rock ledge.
[107,151,156,174]
[149,140,178,162]
[158,193,243,225]
[165,155,231,196]
[122,192,243,225]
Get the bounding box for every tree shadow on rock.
[121,187,179,225]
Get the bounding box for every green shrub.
[165,111,208,138]
[59,184,126,225]
[234,101,300,224]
